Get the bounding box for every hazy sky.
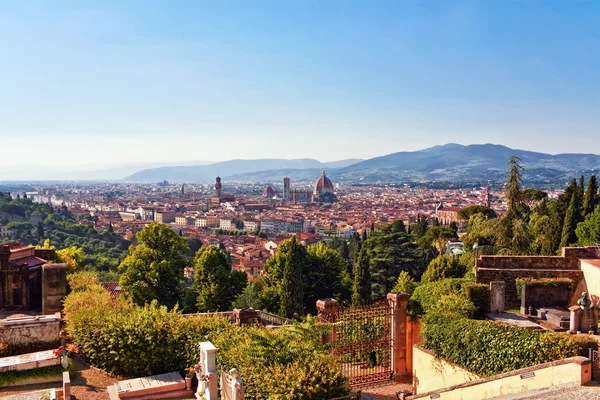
[1,0,599,177]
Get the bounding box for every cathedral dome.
[314,170,334,195]
[264,186,275,197]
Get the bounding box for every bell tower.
[283,177,291,201]
[215,176,222,198]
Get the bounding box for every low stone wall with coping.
[409,345,591,399]
[0,313,60,356]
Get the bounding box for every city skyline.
[1,1,599,178]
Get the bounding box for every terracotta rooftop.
[1,242,33,252]
[100,282,123,299]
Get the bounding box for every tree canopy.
[119,222,189,308]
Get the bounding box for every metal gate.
[322,301,393,388]
[591,349,600,381]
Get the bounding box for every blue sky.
[0,0,599,177]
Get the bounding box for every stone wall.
[0,314,60,355]
[521,286,571,310]
[477,256,580,270]
[412,345,481,394]
[409,353,591,400]
[477,268,583,307]
[42,264,67,315]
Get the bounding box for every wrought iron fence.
[324,301,393,387]
[591,349,600,381]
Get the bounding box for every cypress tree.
[352,245,371,306]
[362,229,368,242]
[278,237,306,318]
[560,192,582,249]
[505,156,524,221]
[37,220,44,240]
[579,175,585,200]
[583,175,598,217]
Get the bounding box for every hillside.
[125,144,600,184]
[124,158,362,182]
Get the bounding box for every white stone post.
[199,342,218,400]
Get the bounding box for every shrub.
[430,294,476,319]
[392,271,419,295]
[421,255,466,284]
[411,278,466,315]
[63,288,349,398]
[422,316,597,377]
[515,278,574,300]
[462,283,490,318]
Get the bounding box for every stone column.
[62,371,71,399]
[199,342,218,400]
[489,281,505,313]
[317,298,339,344]
[317,299,340,344]
[387,292,410,381]
[569,306,582,334]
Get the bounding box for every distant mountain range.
[124,159,363,182]
[124,144,600,184]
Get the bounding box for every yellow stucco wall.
[412,346,480,394]
[581,260,600,301]
[412,345,591,399]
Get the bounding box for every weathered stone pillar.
[387,292,410,381]
[63,371,71,399]
[199,341,218,400]
[233,306,258,326]
[489,281,505,313]
[42,263,67,315]
[316,298,339,344]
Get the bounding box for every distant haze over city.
[3,143,600,184]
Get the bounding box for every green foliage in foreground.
[63,274,349,399]
[411,278,490,319]
[422,315,597,377]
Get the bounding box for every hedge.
[422,316,597,377]
[462,283,490,318]
[515,278,574,300]
[411,278,489,318]
[63,278,349,400]
[411,278,467,314]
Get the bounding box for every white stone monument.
[196,342,218,400]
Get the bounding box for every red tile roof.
[11,256,47,268]
[100,282,123,299]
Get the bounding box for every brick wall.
[476,246,600,306]
[477,268,583,306]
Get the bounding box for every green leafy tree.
[306,242,346,310]
[56,246,84,274]
[37,221,44,240]
[576,205,600,246]
[521,189,548,205]
[505,156,524,221]
[119,222,189,308]
[417,226,457,255]
[457,206,496,221]
[392,271,418,295]
[421,255,466,284]
[560,191,582,248]
[352,245,371,306]
[264,237,307,318]
[193,245,247,312]
[583,175,599,217]
[529,212,556,255]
